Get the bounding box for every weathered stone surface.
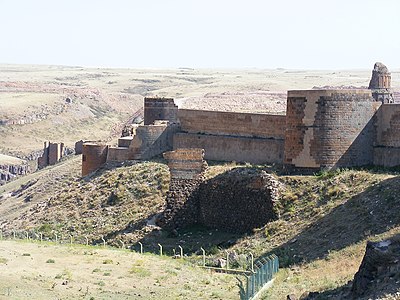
[369,62,391,89]
[159,149,280,233]
[368,62,394,103]
[38,141,64,169]
[157,149,207,229]
[0,163,30,185]
[196,169,280,233]
[351,238,400,298]
[284,90,380,171]
[144,97,178,125]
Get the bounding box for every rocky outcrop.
[351,238,400,298]
[0,163,30,185]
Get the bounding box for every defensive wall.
[174,109,285,164]
[81,63,400,176]
[284,89,381,171]
[374,104,400,167]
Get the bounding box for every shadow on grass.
[267,176,400,267]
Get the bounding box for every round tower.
[82,143,108,176]
[284,89,380,171]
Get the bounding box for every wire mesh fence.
[237,254,279,300]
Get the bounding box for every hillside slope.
[1,159,400,298]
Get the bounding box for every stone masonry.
[159,148,280,233]
[82,62,400,176]
[157,148,207,230]
[38,141,64,169]
[368,62,394,103]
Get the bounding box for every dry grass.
[0,240,237,299]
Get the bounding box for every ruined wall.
[196,169,279,233]
[159,149,279,233]
[48,143,64,165]
[285,90,380,171]
[82,143,108,176]
[178,109,286,139]
[173,133,284,164]
[158,149,207,230]
[38,141,64,169]
[373,104,400,167]
[129,122,179,160]
[144,97,178,125]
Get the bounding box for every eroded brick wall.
[158,149,207,230]
[38,141,64,169]
[159,149,279,233]
[284,90,380,170]
[129,122,179,160]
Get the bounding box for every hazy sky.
[1,0,399,69]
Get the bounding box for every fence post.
[70,235,73,245]
[200,247,206,267]
[0,229,2,240]
[158,243,163,256]
[138,242,143,254]
[226,251,229,270]
[249,252,254,272]
[13,231,16,239]
[54,233,58,243]
[178,245,183,258]
[40,232,43,242]
[101,236,106,248]
[85,236,89,246]
[119,240,125,249]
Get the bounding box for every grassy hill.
[1,156,400,298]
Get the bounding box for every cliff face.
[0,164,30,185]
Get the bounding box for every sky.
[0,0,399,69]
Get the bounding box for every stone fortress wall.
[284,90,381,171]
[174,109,285,163]
[81,62,400,176]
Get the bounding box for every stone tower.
[368,62,394,103]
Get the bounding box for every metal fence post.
[158,243,163,256]
[138,242,143,254]
[178,245,183,258]
[226,251,229,270]
[249,252,254,273]
[200,247,206,267]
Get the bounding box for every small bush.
[46,259,55,263]
[102,259,113,264]
[0,257,8,264]
[129,266,151,277]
